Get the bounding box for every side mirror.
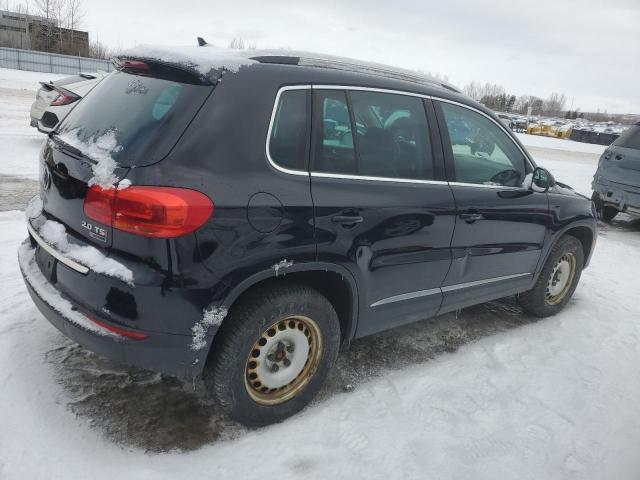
[531,167,555,193]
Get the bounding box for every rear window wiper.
[49,133,91,161]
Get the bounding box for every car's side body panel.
[19,58,597,380]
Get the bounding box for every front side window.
[313,89,435,180]
[269,89,308,170]
[440,102,527,187]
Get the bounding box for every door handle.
[332,215,364,226]
[459,211,484,223]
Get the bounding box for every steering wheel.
[489,169,521,187]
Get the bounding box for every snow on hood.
[37,219,133,285]
[117,44,257,78]
[56,129,123,188]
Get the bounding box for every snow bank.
[517,132,607,155]
[56,129,123,188]
[0,67,66,92]
[37,219,133,285]
[117,45,257,77]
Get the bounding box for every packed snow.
[56,129,124,188]
[17,240,119,339]
[191,306,229,351]
[272,258,294,276]
[34,218,133,285]
[3,66,640,480]
[118,45,258,78]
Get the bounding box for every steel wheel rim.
[545,253,576,305]
[244,315,323,405]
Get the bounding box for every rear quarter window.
[268,89,309,171]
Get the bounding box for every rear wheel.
[205,283,340,427]
[518,235,584,317]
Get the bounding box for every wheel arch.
[535,220,596,282]
[207,262,360,357]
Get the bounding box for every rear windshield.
[55,71,213,167]
[613,125,640,150]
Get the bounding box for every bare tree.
[66,0,84,51]
[53,0,67,53]
[463,81,505,102]
[542,92,567,117]
[88,39,110,59]
[229,36,256,50]
[32,0,57,51]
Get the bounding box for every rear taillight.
[84,186,214,238]
[50,86,80,106]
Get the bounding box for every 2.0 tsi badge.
[81,220,107,243]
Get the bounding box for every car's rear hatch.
[596,124,640,190]
[39,61,216,249]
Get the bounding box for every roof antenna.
[197,37,208,47]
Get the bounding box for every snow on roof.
[117,45,459,92]
[117,44,258,79]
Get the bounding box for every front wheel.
[205,283,340,427]
[518,235,584,317]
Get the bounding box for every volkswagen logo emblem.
[42,166,51,190]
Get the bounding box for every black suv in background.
[19,47,597,427]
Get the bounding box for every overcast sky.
[80,0,639,113]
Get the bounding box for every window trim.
[265,84,535,188]
[434,98,535,188]
[265,85,312,177]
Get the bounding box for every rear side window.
[268,89,309,170]
[313,89,435,180]
[613,125,640,150]
[55,71,213,167]
[313,90,356,175]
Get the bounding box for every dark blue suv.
[19,48,597,426]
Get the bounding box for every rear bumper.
[18,240,211,379]
[592,177,640,214]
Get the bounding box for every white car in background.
[30,71,108,133]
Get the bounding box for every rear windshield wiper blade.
[49,133,90,161]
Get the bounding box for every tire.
[205,283,341,427]
[518,235,584,318]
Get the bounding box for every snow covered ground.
[2,67,640,480]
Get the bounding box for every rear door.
[434,99,549,312]
[310,87,457,338]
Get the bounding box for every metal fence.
[0,46,113,74]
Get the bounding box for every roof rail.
[250,52,460,93]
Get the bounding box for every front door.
[310,88,457,337]
[434,99,550,312]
